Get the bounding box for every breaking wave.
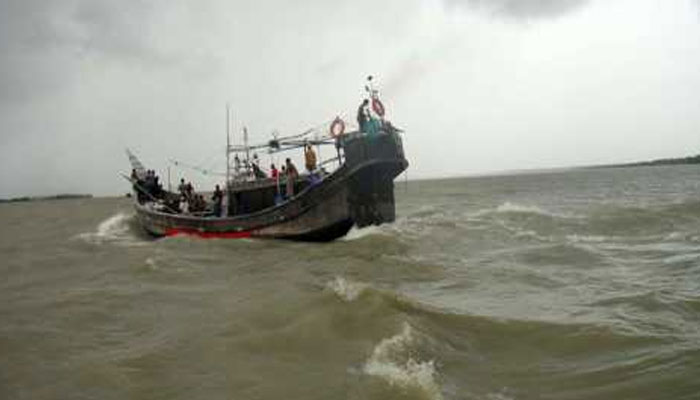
[363,322,443,399]
[75,212,144,246]
[341,225,387,241]
[496,201,551,215]
[326,276,369,302]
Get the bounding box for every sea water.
[1,165,699,399]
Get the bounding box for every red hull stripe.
[164,228,252,239]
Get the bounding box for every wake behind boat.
[125,79,408,241]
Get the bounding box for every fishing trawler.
[126,78,408,241]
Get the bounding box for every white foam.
[464,207,494,220]
[566,234,608,243]
[341,226,386,241]
[364,323,443,399]
[664,231,685,241]
[145,257,159,270]
[76,212,140,245]
[97,213,130,237]
[496,202,548,215]
[326,276,367,302]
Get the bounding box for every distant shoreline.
[586,154,700,169]
[0,194,93,204]
[2,155,697,201]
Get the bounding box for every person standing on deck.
[285,158,298,198]
[185,182,194,201]
[356,99,369,133]
[178,179,186,196]
[234,155,241,175]
[179,195,189,214]
[280,165,287,199]
[304,144,317,173]
[212,185,223,217]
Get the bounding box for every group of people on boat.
[234,145,317,199]
[172,179,225,217]
[357,99,383,135]
[176,179,202,214]
[233,154,268,181]
[131,92,394,219]
[356,97,399,136]
[132,144,320,218]
[131,169,164,203]
[272,145,319,198]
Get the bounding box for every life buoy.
[371,98,385,117]
[330,117,345,137]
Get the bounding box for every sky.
[1,0,700,197]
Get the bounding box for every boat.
[125,80,408,242]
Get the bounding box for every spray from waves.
[326,276,369,302]
[364,322,443,400]
[341,225,387,241]
[75,212,144,245]
[494,201,576,219]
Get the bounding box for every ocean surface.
[2,165,700,400]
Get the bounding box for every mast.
[314,129,321,166]
[243,126,250,177]
[226,104,231,187]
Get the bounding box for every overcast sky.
[1,0,699,197]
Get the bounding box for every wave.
[75,212,146,246]
[565,234,608,243]
[321,272,665,351]
[583,201,700,239]
[659,200,700,219]
[496,201,552,216]
[442,199,700,246]
[363,322,443,400]
[341,226,387,241]
[355,280,670,350]
[326,276,369,302]
[319,276,681,396]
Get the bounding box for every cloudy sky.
[1,0,699,197]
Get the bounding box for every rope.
[169,159,226,177]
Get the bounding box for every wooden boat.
[126,88,408,241]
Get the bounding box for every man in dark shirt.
[212,184,223,217]
[356,99,369,133]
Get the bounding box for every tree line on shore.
[590,154,700,169]
[0,194,92,203]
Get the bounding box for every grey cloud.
[0,1,177,106]
[444,0,590,20]
[0,1,66,105]
[69,1,171,63]
[383,38,460,99]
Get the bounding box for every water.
[2,165,700,400]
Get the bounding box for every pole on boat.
[225,104,231,217]
[243,126,250,177]
[226,104,231,187]
[314,129,321,167]
[167,166,171,192]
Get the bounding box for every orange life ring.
[372,98,385,117]
[330,117,345,137]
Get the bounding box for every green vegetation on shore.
[591,154,700,169]
[0,194,93,204]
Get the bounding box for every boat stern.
[342,128,408,227]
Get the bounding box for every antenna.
[243,127,251,177]
[226,104,231,188]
